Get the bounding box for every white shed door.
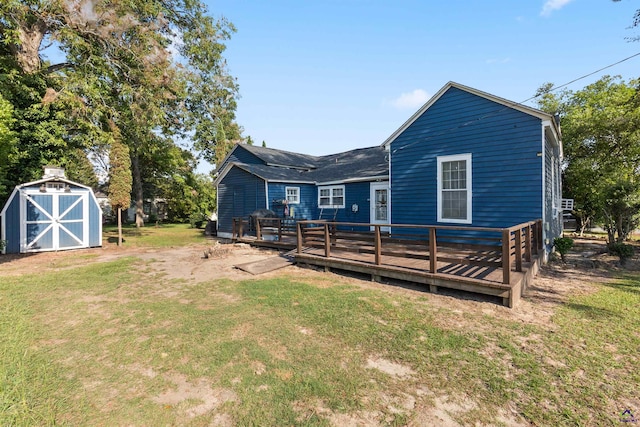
[22,191,88,252]
[370,182,390,232]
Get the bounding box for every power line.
[392,52,640,153]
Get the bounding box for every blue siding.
[267,183,316,220]
[544,134,563,250]
[59,194,83,220]
[217,166,266,234]
[3,192,21,253]
[390,87,543,229]
[225,146,264,166]
[89,192,102,247]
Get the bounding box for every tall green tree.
[0,93,17,199]
[0,0,239,224]
[107,123,132,246]
[537,75,640,243]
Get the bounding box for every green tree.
[107,123,132,246]
[0,93,17,201]
[537,75,640,243]
[0,0,239,225]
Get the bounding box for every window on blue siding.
[437,154,472,224]
[318,185,345,208]
[286,187,300,204]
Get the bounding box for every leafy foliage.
[537,76,640,243]
[0,0,240,222]
[553,237,574,263]
[607,242,635,264]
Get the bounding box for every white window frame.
[437,153,472,224]
[285,187,300,204]
[318,185,345,209]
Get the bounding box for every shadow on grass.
[563,301,621,320]
[603,275,640,296]
[0,253,38,265]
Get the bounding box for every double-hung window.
[437,154,472,224]
[285,187,300,204]
[318,185,345,208]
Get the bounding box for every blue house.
[383,82,562,256]
[215,82,562,257]
[1,167,102,254]
[214,144,389,238]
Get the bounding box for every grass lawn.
[0,226,638,426]
[102,223,209,247]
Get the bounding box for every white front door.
[370,182,390,231]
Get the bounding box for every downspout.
[541,123,548,262]
[386,145,392,225]
[265,180,269,209]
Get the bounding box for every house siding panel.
[544,133,563,250]
[390,86,543,229]
[2,193,20,253]
[312,181,372,229]
[267,183,316,220]
[217,166,266,235]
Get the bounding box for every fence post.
[256,218,262,240]
[515,227,522,272]
[375,225,382,265]
[232,218,237,240]
[502,228,511,284]
[297,222,303,254]
[238,219,244,239]
[429,227,437,273]
[324,223,331,258]
[524,224,532,262]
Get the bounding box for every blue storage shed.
[1,167,102,254]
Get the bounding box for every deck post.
[278,219,283,241]
[502,228,511,284]
[232,218,237,241]
[524,224,532,262]
[374,225,382,265]
[238,219,244,239]
[256,218,262,240]
[324,223,331,258]
[515,227,522,272]
[297,222,303,254]
[429,227,437,273]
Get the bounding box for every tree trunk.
[10,19,47,74]
[118,207,123,246]
[131,153,145,228]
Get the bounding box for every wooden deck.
[232,217,544,308]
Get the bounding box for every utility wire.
[392,52,640,153]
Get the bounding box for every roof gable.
[382,81,557,148]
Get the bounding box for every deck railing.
[295,220,543,284]
[232,217,299,242]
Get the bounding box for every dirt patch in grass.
[2,235,637,426]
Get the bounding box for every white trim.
[315,175,389,186]
[370,182,390,232]
[387,146,392,225]
[541,125,547,253]
[265,180,269,209]
[285,186,300,204]
[437,153,472,224]
[382,81,558,148]
[318,185,346,209]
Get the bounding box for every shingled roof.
[217,144,388,184]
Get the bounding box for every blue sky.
[205,0,640,158]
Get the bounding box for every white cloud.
[540,0,574,17]
[391,89,430,109]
